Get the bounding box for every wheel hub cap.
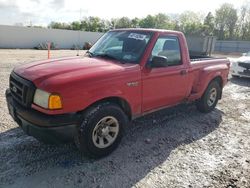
[101,126,109,137]
[207,88,217,107]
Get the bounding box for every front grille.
[9,72,36,108]
[238,62,250,69]
[239,70,250,76]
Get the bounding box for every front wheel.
[196,81,221,113]
[75,102,128,158]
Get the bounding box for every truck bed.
[190,55,224,62]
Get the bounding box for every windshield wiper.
[88,52,125,64]
[94,53,120,61]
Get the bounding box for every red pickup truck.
[6,29,230,157]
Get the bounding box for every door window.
[150,36,182,66]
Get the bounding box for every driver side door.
[142,35,189,112]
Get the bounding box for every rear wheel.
[75,102,128,158]
[196,81,221,113]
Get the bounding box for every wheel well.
[212,76,223,88]
[84,97,132,120]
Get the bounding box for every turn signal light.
[48,94,62,109]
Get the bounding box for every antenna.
[77,9,82,56]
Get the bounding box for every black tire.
[196,81,221,113]
[75,102,128,158]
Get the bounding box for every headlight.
[231,61,237,67]
[33,89,50,108]
[33,89,62,110]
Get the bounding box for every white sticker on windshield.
[128,33,147,40]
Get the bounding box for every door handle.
[180,70,187,75]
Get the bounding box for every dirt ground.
[0,50,249,188]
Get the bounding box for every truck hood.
[237,56,250,63]
[14,56,137,87]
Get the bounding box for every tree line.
[48,2,250,40]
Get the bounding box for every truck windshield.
[88,31,153,63]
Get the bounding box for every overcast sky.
[0,0,246,26]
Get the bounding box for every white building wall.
[0,25,103,49]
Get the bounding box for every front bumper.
[5,89,80,144]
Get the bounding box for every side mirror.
[149,56,168,68]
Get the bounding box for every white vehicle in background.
[231,52,250,78]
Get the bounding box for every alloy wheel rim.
[207,88,217,107]
[92,116,119,149]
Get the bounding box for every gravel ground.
[0,50,249,188]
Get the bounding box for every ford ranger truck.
[5,29,230,158]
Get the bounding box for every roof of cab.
[109,28,183,35]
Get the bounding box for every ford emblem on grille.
[12,86,17,93]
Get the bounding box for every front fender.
[33,78,142,116]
